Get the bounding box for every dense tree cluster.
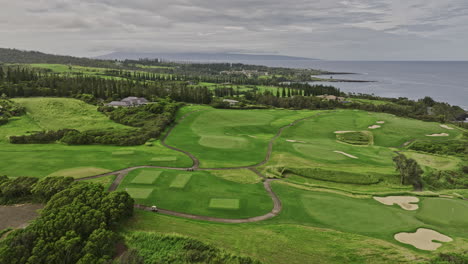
[393,154,423,190]
[0,66,212,104]
[0,177,134,264]
[0,98,25,125]
[0,176,39,204]
[410,140,467,156]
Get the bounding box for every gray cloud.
[0,0,467,60]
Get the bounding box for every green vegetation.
[209,199,240,210]
[12,98,128,131]
[125,188,154,199]
[166,108,318,167]
[120,232,261,264]
[169,174,192,189]
[0,177,134,263]
[0,98,25,125]
[117,168,271,219]
[0,50,467,263]
[417,198,468,228]
[0,99,192,178]
[83,174,116,190]
[123,210,426,264]
[393,154,424,190]
[285,167,383,185]
[131,170,162,184]
[336,131,373,145]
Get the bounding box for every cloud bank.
[0,0,467,60]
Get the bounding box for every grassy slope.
[0,98,192,178]
[117,168,271,219]
[261,110,462,188]
[165,108,320,168]
[11,97,130,131]
[122,210,425,264]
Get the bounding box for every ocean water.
[207,60,468,110]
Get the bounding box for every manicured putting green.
[209,198,240,210]
[169,174,192,188]
[125,188,153,199]
[417,198,468,227]
[131,171,162,184]
[151,156,177,161]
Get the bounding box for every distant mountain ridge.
[96,52,320,61]
[0,48,113,68]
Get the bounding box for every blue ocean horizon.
[196,60,468,110]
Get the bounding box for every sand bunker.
[334,131,356,134]
[368,125,381,129]
[333,151,358,159]
[373,196,419,210]
[440,125,454,130]
[376,121,385,124]
[394,228,453,251]
[426,133,449,137]
[286,139,306,143]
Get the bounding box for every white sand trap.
[368,125,381,129]
[373,196,419,210]
[376,121,385,124]
[247,135,257,138]
[334,131,356,134]
[440,125,454,130]
[394,228,453,251]
[286,139,306,143]
[426,133,449,137]
[333,151,358,159]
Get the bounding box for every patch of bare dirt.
[0,204,43,230]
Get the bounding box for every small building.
[107,97,149,107]
[223,99,239,106]
[316,94,346,102]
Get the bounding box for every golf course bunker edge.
[373,196,419,210]
[394,228,453,251]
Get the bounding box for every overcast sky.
[1,0,467,60]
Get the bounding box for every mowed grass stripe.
[209,199,240,210]
[125,188,153,199]
[131,170,162,184]
[169,174,192,188]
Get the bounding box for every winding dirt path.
[77,111,324,223]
